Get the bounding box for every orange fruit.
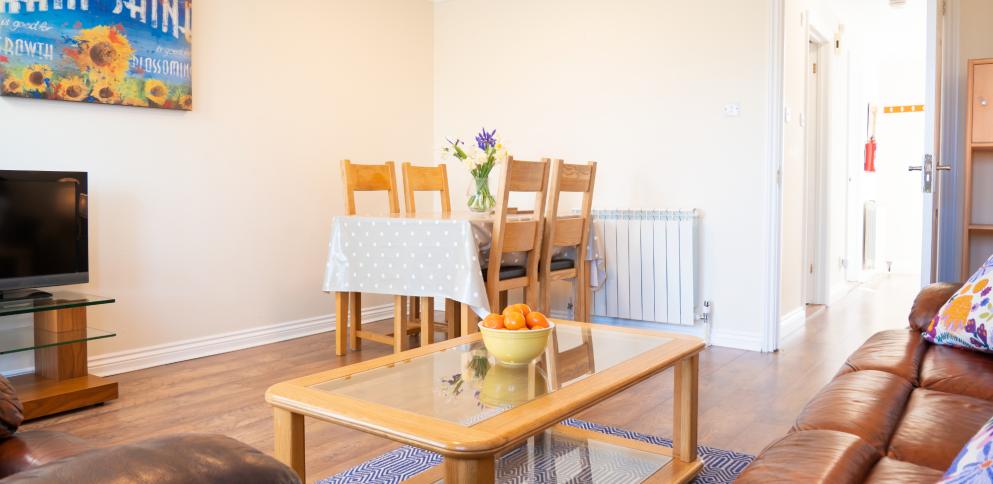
[502,304,530,318]
[525,311,549,329]
[482,313,505,329]
[504,311,527,330]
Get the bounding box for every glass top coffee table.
[266,321,704,483]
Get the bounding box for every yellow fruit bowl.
[478,322,555,367]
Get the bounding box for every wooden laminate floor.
[22,274,921,482]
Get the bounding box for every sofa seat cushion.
[736,430,880,483]
[920,344,993,401]
[887,388,993,471]
[864,457,944,483]
[836,329,928,385]
[793,370,913,453]
[0,431,93,479]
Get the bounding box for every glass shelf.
[0,292,115,317]
[0,326,116,355]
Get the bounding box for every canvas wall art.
[0,0,192,110]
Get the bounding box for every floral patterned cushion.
[941,415,993,483]
[924,254,993,352]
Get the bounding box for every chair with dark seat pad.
[0,375,299,483]
[477,157,551,327]
[539,159,597,320]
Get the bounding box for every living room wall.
[433,0,776,350]
[0,0,434,374]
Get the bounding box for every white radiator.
[591,210,699,326]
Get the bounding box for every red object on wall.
[864,137,877,172]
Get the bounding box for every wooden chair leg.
[445,299,459,338]
[349,292,362,351]
[525,284,539,312]
[393,296,408,353]
[460,303,479,335]
[335,292,348,356]
[498,291,508,313]
[420,297,434,346]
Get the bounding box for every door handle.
[936,165,951,171]
[908,166,923,172]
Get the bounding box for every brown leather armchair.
[0,376,299,483]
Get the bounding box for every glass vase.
[467,174,496,213]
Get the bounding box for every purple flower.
[982,286,991,297]
[967,318,977,334]
[475,128,497,151]
[979,323,988,344]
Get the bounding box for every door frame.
[802,24,832,307]
[762,0,943,352]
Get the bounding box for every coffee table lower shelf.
[404,424,703,484]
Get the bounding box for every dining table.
[322,211,605,354]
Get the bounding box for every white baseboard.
[709,328,763,352]
[779,307,806,342]
[86,303,394,377]
[829,282,857,305]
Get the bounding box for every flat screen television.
[0,170,88,300]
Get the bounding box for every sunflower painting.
[0,1,192,111]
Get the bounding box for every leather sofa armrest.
[909,282,964,331]
[0,431,93,479]
[0,434,300,484]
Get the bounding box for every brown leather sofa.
[0,376,299,483]
[738,282,991,483]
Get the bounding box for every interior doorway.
[802,38,828,307]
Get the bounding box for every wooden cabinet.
[963,59,993,276]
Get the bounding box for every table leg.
[460,303,479,335]
[420,297,434,346]
[273,408,306,481]
[444,455,495,483]
[393,295,408,353]
[349,292,362,351]
[335,292,348,356]
[673,354,699,463]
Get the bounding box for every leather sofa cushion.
[920,344,993,401]
[736,430,880,483]
[0,434,300,484]
[0,377,22,439]
[863,457,944,483]
[0,431,93,479]
[836,329,928,385]
[793,370,913,453]
[887,388,993,470]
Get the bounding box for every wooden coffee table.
[266,321,704,483]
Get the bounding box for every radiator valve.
[697,301,712,323]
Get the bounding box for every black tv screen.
[0,171,88,292]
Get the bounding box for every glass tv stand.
[0,292,118,420]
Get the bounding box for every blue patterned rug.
[319,419,753,483]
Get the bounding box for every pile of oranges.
[481,303,550,331]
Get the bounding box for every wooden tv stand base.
[9,305,118,420]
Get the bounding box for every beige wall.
[0,0,434,369]
[434,0,774,349]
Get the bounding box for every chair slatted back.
[341,160,401,215]
[401,163,452,214]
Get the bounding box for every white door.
[917,0,951,285]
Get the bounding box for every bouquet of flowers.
[443,128,508,212]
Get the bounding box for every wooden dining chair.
[463,157,550,334]
[539,160,597,321]
[337,160,409,354]
[400,162,458,346]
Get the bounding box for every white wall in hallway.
[434,0,775,350]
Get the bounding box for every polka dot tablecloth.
[323,213,605,317]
